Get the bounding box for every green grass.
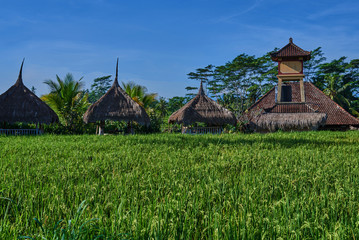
[1,131,359,239]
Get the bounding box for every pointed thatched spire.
[168,82,237,126]
[113,57,119,86]
[83,59,150,126]
[0,60,59,124]
[198,80,205,95]
[15,58,25,86]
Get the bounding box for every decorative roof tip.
[289,37,293,43]
[114,58,119,85]
[198,81,205,95]
[16,58,25,85]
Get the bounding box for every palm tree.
[156,97,168,118]
[41,73,90,126]
[121,81,157,110]
[323,74,359,116]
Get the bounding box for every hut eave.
[250,112,327,132]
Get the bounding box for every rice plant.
[1,131,359,239]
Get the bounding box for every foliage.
[185,47,359,118]
[311,57,359,116]
[186,65,215,98]
[30,86,36,95]
[304,47,327,82]
[167,96,190,113]
[188,53,276,116]
[41,73,90,129]
[18,201,127,240]
[121,81,157,110]
[2,132,359,239]
[87,75,112,103]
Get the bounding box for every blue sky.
[0,0,358,98]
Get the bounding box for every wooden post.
[98,121,105,135]
[277,77,282,102]
[300,79,305,102]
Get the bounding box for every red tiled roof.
[247,82,359,126]
[271,38,311,61]
[269,103,315,113]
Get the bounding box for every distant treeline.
[184,47,359,118]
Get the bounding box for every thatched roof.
[168,82,237,126]
[0,60,59,124]
[83,59,150,125]
[249,112,327,132]
[247,82,359,127]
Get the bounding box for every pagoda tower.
[246,38,359,131]
[270,37,311,103]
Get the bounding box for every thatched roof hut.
[168,82,237,126]
[249,112,327,132]
[83,59,150,126]
[246,82,359,131]
[0,60,59,124]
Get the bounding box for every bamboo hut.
[168,81,237,134]
[0,60,59,134]
[83,59,150,134]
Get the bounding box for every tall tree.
[214,54,266,115]
[167,96,190,113]
[304,47,327,83]
[155,97,168,118]
[88,75,112,103]
[312,57,359,116]
[186,65,218,98]
[41,73,89,127]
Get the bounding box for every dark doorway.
[281,85,292,102]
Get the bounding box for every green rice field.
[1,131,359,239]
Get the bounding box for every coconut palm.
[41,73,90,126]
[323,74,359,116]
[121,81,157,110]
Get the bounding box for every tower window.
[280,85,292,102]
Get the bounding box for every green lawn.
[1,132,359,239]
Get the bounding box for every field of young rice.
[1,131,359,239]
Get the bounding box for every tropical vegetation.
[41,73,90,129]
[186,47,359,117]
[1,131,359,239]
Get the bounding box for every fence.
[0,129,41,136]
[181,126,223,134]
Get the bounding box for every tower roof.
[271,38,311,61]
